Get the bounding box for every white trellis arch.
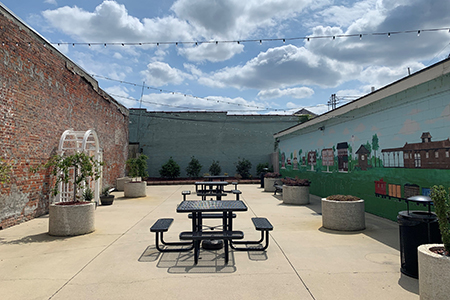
[56,129,102,204]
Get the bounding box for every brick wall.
[0,6,129,229]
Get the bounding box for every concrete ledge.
[124,181,147,198]
[48,202,95,236]
[283,186,310,205]
[418,244,450,300]
[321,198,365,231]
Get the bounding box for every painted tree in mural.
[372,134,380,167]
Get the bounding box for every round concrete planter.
[321,198,365,231]
[418,244,450,300]
[48,202,95,236]
[282,185,310,205]
[124,181,147,198]
[264,178,281,192]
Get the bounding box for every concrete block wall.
[129,109,299,178]
[0,6,129,229]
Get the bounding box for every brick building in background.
[0,5,129,228]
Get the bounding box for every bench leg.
[155,232,194,252]
[230,231,270,251]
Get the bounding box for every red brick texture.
[0,8,129,229]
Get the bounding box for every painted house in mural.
[381,132,450,169]
[356,145,370,170]
[337,142,348,172]
[274,57,450,221]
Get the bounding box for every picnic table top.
[177,200,247,213]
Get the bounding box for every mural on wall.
[276,69,450,220]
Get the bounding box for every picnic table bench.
[231,217,273,251]
[150,218,193,252]
[274,183,283,195]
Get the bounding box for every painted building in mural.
[274,57,450,221]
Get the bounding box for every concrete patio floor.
[0,184,419,299]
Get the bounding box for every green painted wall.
[277,67,450,221]
[129,110,299,177]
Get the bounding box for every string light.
[91,74,290,111]
[39,27,449,48]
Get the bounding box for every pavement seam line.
[48,187,181,299]
[242,193,317,300]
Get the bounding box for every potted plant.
[418,185,450,300]
[38,152,103,236]
[321,195,365,231]
[124,155,148,198]
[263,172,281,192]
[100,186,115,206]
[281,177,311,205]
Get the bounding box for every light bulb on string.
[259,40,262,45]
[417,30,421,36]
[388,32,391,37]
[359,34,362,40]
[283,39,285,43]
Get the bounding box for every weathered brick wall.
[0,7,129,229]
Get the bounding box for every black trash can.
[398,210,441,278]
[260,168,268,188]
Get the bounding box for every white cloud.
[104,86,136,107]
[200,45,360,90]
[42,1,194,43]
[140,62,192,87]
[178,42,244,62]
[258,87,314,100]
[44,0,57,5]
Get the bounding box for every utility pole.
[328,94,339,111]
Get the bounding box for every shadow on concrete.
[0,232,74,245]
[139,245,237,273]
[398,273,419,295]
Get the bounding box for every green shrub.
[257,163,272,175]
[235,158,252,179]
[209,160,221,176]
[159,157,180,179]
[186,156,202,178]
[430,185,450,255]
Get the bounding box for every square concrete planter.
[124,181,147,198]
[418,244,450,300]
[48,202,95,236]
[282,185,310,205]
[321,198,365,231]
[264,178,282,192]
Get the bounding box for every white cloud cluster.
[140,62,192,87]
[258,87,314,100]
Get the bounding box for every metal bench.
[150,218,193,252]
[231,217,273,251]
[231,190,242,200]
[196,190,227,200]
[274,184,283,195]
[181,190,191,201]
[180,230,244,264]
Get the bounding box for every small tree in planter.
[186,156,202,178]
[321,195,365,231]
[263,172,281,192]
[418,185,450,300]
[281,177,311,205]
[35,152,103,236]
[159,157,181,179]
[209,160,221,176]
[124,155,148,198]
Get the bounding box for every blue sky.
[2,0,450,115]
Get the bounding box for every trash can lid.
[398,210,437,221]
[406,195,432,204]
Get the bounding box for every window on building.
[426,152,429,159]
[361,155,365,161]
[415,153,421,168]
[435,151,439,158]
[446,150,449,158]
